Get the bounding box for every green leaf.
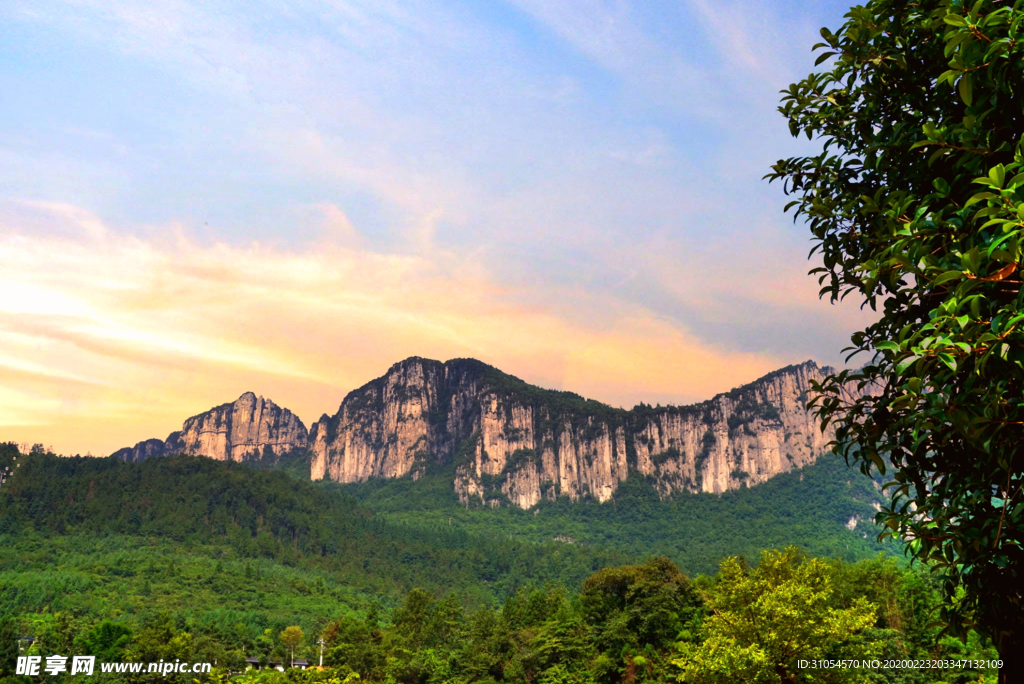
[938,353,957,371]
[979,218,1014,230]
[944,14,968,26]
[966,192,998,207]
[932,270,964,286]
[891,394,917,410]
[989,164,1006,188]
[814,52,837,66]
[959,74,973,107]
[875,340,900,352]
[896,355,921,374]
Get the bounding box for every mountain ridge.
[113,357,846,509]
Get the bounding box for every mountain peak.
[113,393,307,464]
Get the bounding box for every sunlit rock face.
[628,362,835,496]
[308,359,446,483]
[112,357,843,508]
[113,393,308,463]
[309,357,842,509]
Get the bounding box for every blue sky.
[0,0,875,454]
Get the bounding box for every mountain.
[309,357,845,508]
[112,357,847,509]
[112,391,307,463]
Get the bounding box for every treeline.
[2,552,1002,684]
[0,445,626,600]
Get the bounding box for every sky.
[0,0,876,456]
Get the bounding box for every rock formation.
[112,357,846,509]
[309,357,843,509]
[113,392,308,463]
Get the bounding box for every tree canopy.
[674,548,876,684]
[767,0,1024,676]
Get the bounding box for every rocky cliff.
[111,358,843,508]
[113,392,308,463]
[309,357,842,509]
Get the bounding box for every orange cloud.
[0,204,786,455]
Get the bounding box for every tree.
[0,618,18,679]
[581,557,702,682]
[673,548,876,683]
[766,1,1024,679]
[77,620,133,662]
[280,626,304,667]
[391,588,435,650]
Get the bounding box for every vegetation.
[0,445,627,603]
[279,627,304,667]
[0,443,1009,682]
[676,548,876,683]
[767,0,1024,674]
[1,548,1002,684]
[337,453,891,577]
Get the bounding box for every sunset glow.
[0,0,873,455]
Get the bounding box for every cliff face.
[112,358,842,509]
[310,357,841,509]
[113,392,308,463]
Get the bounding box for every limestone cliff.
[309,357,842,509]
[111,358,844,508]
[113,392,308,463]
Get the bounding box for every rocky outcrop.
[113,393,308,463]
[112,438,172,463]
[112,358,846,509]
[629,363,834,496]
[310,357,844,509]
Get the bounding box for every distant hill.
[113,356,854,509]
[0,445,624,602]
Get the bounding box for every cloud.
[0,1,871,458]
[0,203,786,455]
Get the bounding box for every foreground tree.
[673,548,875,683]
[767,0,1023,680]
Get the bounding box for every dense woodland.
[0,444,1003,682]
[336,451,890,577]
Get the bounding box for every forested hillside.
[0,443,1005,683]
[336,452,889,576]
[0,445,623,602]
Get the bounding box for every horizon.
[0,0,874,455]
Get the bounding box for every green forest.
[0,444,1004,683]
[334,452,890,577]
